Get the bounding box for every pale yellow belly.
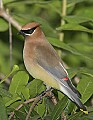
[24,59,60,90]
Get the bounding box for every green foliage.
[0,97,8,120]
[27,79,45,98]
[51,96,68,120]
[77,75,93,103]
[0,65,19,84]
[57,24,93,34]
[9,71,30,100]
[0,18,8,32]
[0,0,93,119]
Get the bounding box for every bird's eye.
[21,27,37,35]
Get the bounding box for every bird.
[19,22,88,114]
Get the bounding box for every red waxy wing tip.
[63,77,69,81]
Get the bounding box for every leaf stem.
[58,0,67,56]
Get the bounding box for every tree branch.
[60,0,67,42]
[0,0,3,9]
[8,97,35,120]
[9,89,57,120]
[26,90,57,120]
[0,9,21,31]
[58,0,67,57]
[6,9,13,70]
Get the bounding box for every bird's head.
[19,22,41,37]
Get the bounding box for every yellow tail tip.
[80,109,88,114]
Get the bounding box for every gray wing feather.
[36,44,81,97]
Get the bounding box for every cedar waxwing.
[19,22,88,114]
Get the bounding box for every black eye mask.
[21,26,37,35]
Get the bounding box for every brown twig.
[6,9,13,70]
[0,0,21,31]
[26,96,41,120]
[8,98,35,120]
[9,89,57,120]
[47,90,57,105]
[9,21,13,70]
[0,0,3,9]
[26,90,57,120]
[0,9,21,31]
[62,112,67,120]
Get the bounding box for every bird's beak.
[18,30,25,36]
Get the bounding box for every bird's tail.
[59,84,88,114]
[73,96,88,114]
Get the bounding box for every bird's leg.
[45,86,53,98]
[35,86,53,104]
[45,86,57,105]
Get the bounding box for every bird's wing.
[36,44,81,98]
[35,44,88,112]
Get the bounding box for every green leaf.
[0,65,19,84]
[75,6,93,20]
[48,37,81,55]
[51,96,68,120]
[67,68,78,79]
[0,18,8,32]
[68,42,93,57]
[14,110,27,120]
[3,0,13,4]
[0,97,8,120]
[5,96,21,107]
[5,0,50,5]
[48,37,93,61]
[64,15,91,24]
[35,99,45,117]
[48,2,61,16]
[9,71,30,99]
[21,86,30,100]
[67,0,89,8]
[81,72,93,78]
[31,115,42,120]
[12,65,19,73]
[58,91,64,100]
[44,115,51,120]
[27,79,45,97]
[57,24,93,34]
[0,86,11,97]
[68,111,82,120]
[77,75,93,103]
[65,99,75,114]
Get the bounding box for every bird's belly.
[24,59,60,90]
